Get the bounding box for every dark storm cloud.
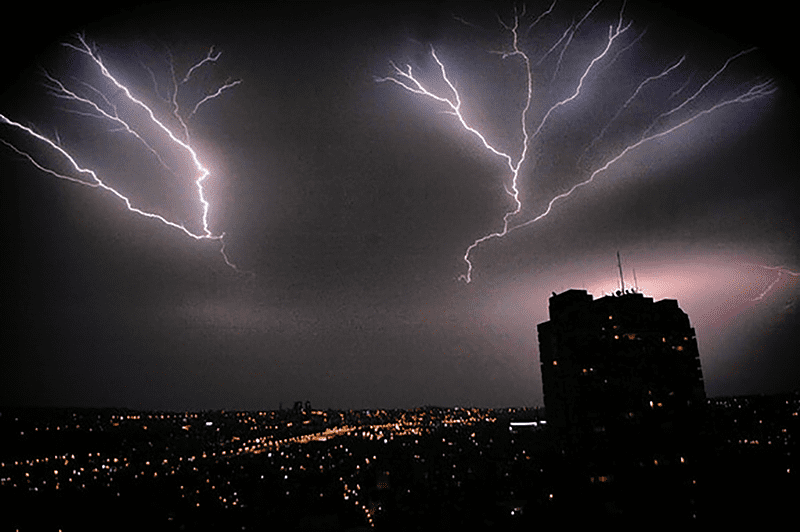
[3,1,798,409]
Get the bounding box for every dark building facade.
[538,289,706,444]
[537,289,707,521]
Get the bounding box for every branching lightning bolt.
[1,34,244,271]
[42,69,175,175]
[640,47,758,138]
[531,18,632,142]
[380,1,777,283]
[1,113,214,239]
[507,78,775,236]
[577,53,686,169]
[378,7,534,283]
[550,0,603,82]
[182,46,221,83]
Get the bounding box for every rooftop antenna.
[633,268,639,293]
[616,251,625,294]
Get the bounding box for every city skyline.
[3,1,798,410]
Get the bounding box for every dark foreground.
[2,393,797,530]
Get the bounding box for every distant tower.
[537,289,706,446]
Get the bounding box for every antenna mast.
[633,268,639,293]
[617,251,625,293]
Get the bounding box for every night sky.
[3,1,798,410]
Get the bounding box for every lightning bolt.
[751,265,800,302]
[182,46,221,84]
[42,69,175,175]
[576,53,686,170]
[380,2,776,283]
[530,16,632,142]
[189,79,243,119]
[378,7,534,283]
[536,20,574,68]
[551,0,604,82]
[508,78,775,235]
[526,0,558,36]
[640,47,759,139]
[1,112,216,239]
[1,34,244,271]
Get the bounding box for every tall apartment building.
[537,288,707,520]
[538,289,706,444]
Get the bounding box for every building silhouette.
[537,288,707,521]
